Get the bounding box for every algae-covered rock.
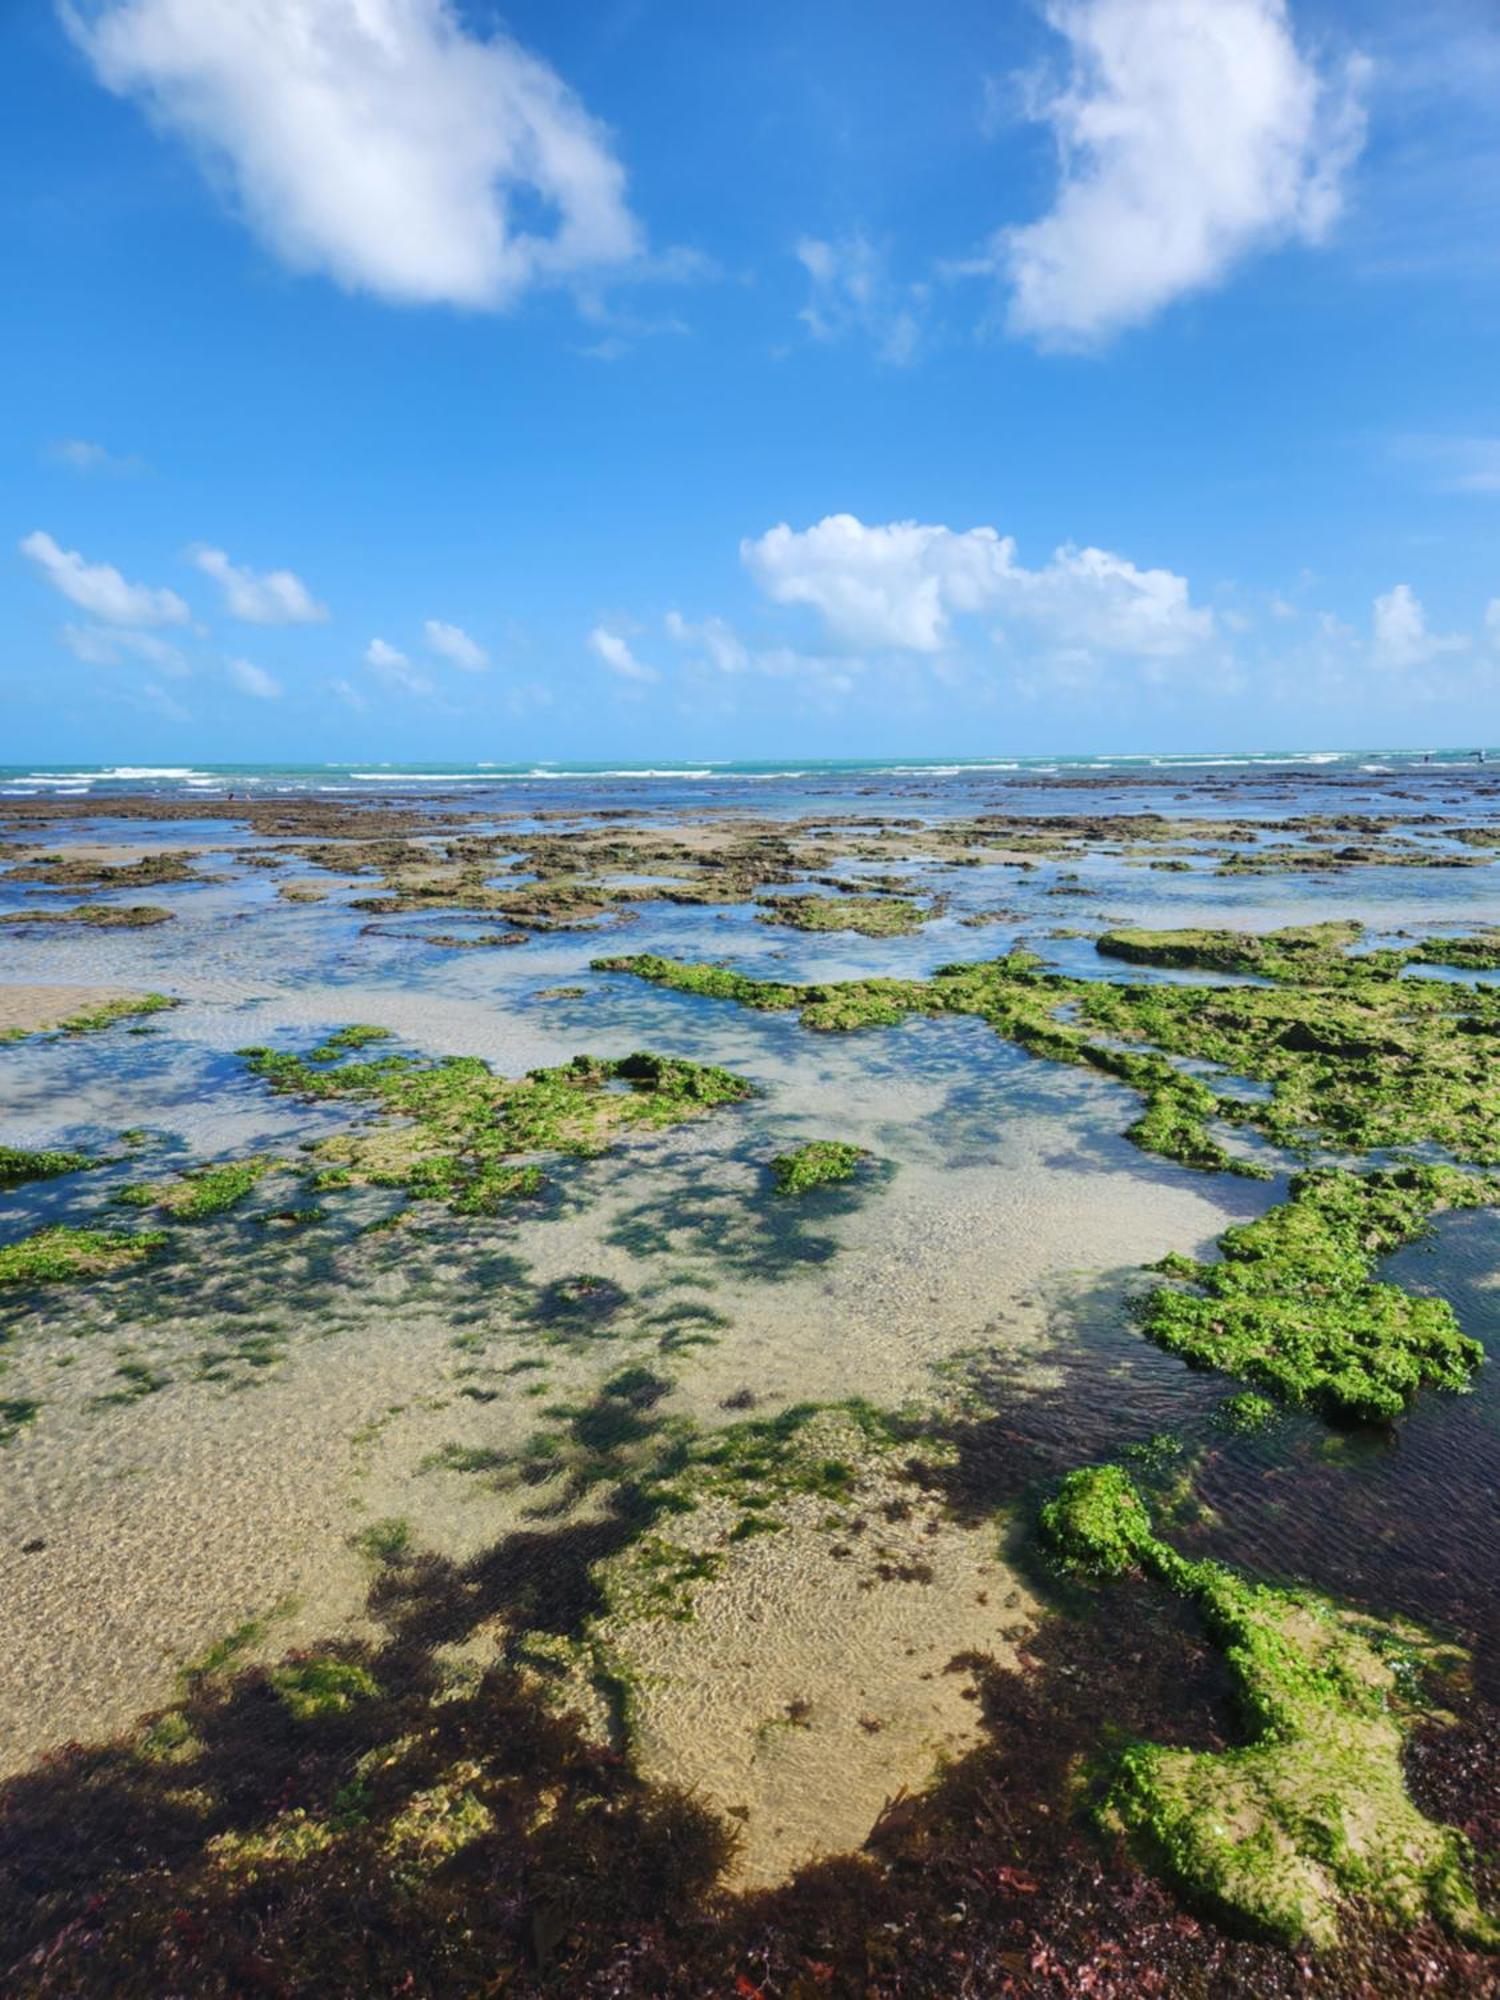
[238,1030,753,1215]
[0,1224,166,1288]
[1140,1165,1491,1422]
[1041,1465,1496,1951]
[769,1139,869,1195]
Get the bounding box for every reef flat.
[1,766,1498,1995]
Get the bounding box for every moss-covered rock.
[239,1030,753,1215]
[1041,1466,1496,1951]
[769,1139,869,1194]
[1141,1165,1492,1423]
[0,1224,166,1288]
[0,1145,97,1188]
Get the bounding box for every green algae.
[118,1157,279,1220]
[1040,1465,1495,1951]
[755,892,931,936]
[0,992,177,1046]
[599,929,1500,1168]
[1142,1165,1493,1423]
[239,1029,753,1215]
[0,1145,97,1188]
[1213,1391,1280,1435]
[0,903,174,928]
[0,1225,166,1288]
[597,944,1500,1420]
[769,1139,869,1195]
[271,1657,382,1721]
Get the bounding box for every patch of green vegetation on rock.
[238,1029,752,1215]
[0,1144,97,1188]
[1096,922,1368,981]
[1040,1465,1496,1952]
[0,1224,165,1288]
[755,892,933,936]
[120,1157,279,1220]
[769,1139,869,1195]
[0,903,174,929]
[1213,1391,1281,1435]
[1142,1165,1492,1423]
[271,1657,382,1721]
[0,992,177,1046]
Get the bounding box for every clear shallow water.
[2,765,1500,1879]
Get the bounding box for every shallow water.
[3,763,1499,1893]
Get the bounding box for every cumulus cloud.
[20,529,189,625]
[742,513,1212,660]
[193,546,327,623]
[424,617,488,670]
[66,0,642,310]
[1371,584,1466,670]
[61,623,190,674]
[589,625,658,682]
[796,233,927,365]
[998,0,1367,347]
[365,637,435,696]
[228,656,282,698]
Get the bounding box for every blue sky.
[3,0,1500,762]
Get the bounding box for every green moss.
[1041,1467,1496,1950]
[0,1224,165,1288]
[271,1657,381,1721]
[0,1145,97,1187]
[1140,1165,1492,1422]
[239,1030,752,1214]
[769,1139,868,1195]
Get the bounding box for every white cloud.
[46,438,145,476]
[1371,583,1466,669]
[228,656,282,699]
[796,233,927,365]
[665,610,748,674]
[61,623,190,674]
[20,529,189,626]
[193,546,327,623]
[67,0,641,310]
[742,513,1213,659]
[424,617,488,670]
[999,0,1367,347]
[588,625,659,682]
[365,637,434,696]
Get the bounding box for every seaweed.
[769,1139,869,1195]
[0,1146,97,1188]
[1040,1466,1496,1950]
[1140,1165,1493,1422]
[0,1225,166,1288]
[238,1030,753,1214]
